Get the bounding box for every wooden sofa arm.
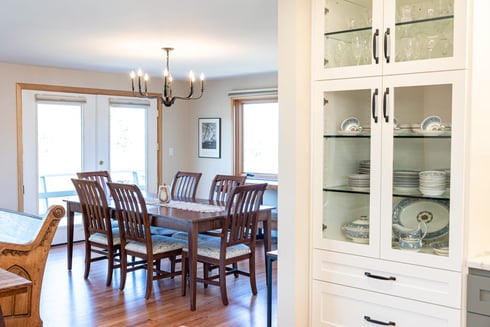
[0,205,65,327]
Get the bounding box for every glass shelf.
[324,133,450,138]
[324,186,450,201]
[395,15,453,27]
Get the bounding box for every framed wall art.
[198,118,221,158]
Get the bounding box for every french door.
[21,90,158,216]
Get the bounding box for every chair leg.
[249,255,257,295]
[219,262,229,305]
[145,260,154,299]
[181,254,187,296]
[84,241,91,279]
[120,252,127,292]
[233,263,239,278]
[106,250,113,286]
[203,263,209,288]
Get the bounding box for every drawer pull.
[364,272,396,281]
[364,315,396,326]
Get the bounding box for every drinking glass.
[352,35,363,65]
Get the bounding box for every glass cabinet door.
[312,78,382,257]
[323,0,374,69]
[380,71,464,270]
[393,0,454,63]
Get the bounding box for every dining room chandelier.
[130,47,204,107]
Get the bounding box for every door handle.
[384,28,391,63]
[383,88,390,123]
[372,88,379,123]
[372,29,379,64]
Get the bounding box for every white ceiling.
[0,0,278,80]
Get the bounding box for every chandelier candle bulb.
[130,71,136,91]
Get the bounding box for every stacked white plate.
[393,170,419,192]
[419,170,447,196]
[358,160,370,174]
[348,174,370,191]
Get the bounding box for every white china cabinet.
[310,0,474,325]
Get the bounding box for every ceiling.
[0,0,278,80]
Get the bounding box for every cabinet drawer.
[313,249,462,308]
[312,280,461,327]
[467,313,490,326]
[467,273,490,315]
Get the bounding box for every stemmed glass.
[352,35,364,66]
[425,34,439,59]
[404,37,417,61]
[333,41,346,67]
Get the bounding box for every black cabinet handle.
[364,272,396,281]
[364,316,396,326]
[372,88,379,123]
[372,29,379,64]
[382,88,389,123]
[384,28,390,63]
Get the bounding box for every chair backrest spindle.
[77,171,112,197]
[209,174,247,203]
[170,171,202,200]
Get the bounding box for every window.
[233,96,278,181]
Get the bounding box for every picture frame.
[198,118,221,158]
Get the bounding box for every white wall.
[0,61,277,208]
[277,0,311,326]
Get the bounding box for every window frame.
[233,95,278,181]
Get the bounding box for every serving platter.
[392,198,449,241]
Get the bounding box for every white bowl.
[340,117,360,132]
[421,115,442,131]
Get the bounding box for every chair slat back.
[171,171,202,200]
[77,171,112,197]
[71,178,112,237]
[209,174,247,203]
[224,183,267,247]
[107,182,150,244]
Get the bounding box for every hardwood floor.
[40,240,277,327]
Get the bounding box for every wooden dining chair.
[181,183,268,307]
[107,182,187,299]
[77,170,112,197]
[170,171,202,200]
[71,178,121,286]
[208,174,247,203]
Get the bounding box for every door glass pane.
[323,89,372,244]
[394,0,454,62]
[109,105,147,190]
[324,0,373,68]
[38,103,81,214]
[392,84,451,254]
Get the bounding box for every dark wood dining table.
[64,196,273,310]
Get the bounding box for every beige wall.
[0,61,276,209]
[165,72,278,199]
